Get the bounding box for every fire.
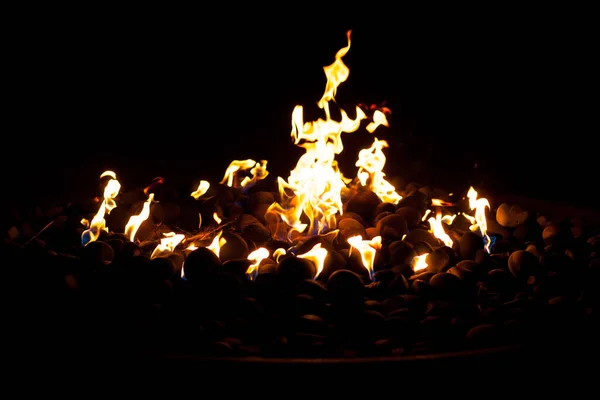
[365,110,389,133]
[432,198,453,207]
[185,244,198,251]
[427,209,454,248]
[411,253,429,272]
[191,180,210,199]
[266,30,368,240]
[355,137,402,204]
[273,248,287,262]
[221,159,269,190]
[246,247,269,280]
[297,243,328,279]
[151,232,185,259]
[207,230,227,258]
[213,212,222,225]
[347,235,382,281]
[124,193,154,242]
[81,171,121,246]
[441,214,457,225]
[466,186,491,252]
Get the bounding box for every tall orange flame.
[267,30,367,240]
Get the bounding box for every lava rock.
[459,231,484,260]
[346,190,382,222]
[376,214,408,241]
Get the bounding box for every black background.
[4,7,596,209]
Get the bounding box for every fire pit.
[5,31,599,374]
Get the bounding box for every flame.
[207,230,227,258]
[297,243,328,279]
[461,212,476,225]
[466,186,491,252]
[246,247,269,280]
[347,235,382,281]
[191,180,210,199]
[365,110,389,133]
[427,209,453,248]
[81,171,121,245]
[432,198,453,207]
[421,209,431,221]
[150,231,185,259]
[185,244,199,251]
[411,253,429,272]
[355,137,402,204]
[267,30,368,240]
[124,193,154,242]
[441,214,457,225]
[273,248,287,262]
[221,159,269,189]
[80,218,89,228]
[213,212,222,225]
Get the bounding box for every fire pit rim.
[152,344,522,364]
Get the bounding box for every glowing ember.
[81,171,121,246]
[411,253,429,272]
[347,235,382,281]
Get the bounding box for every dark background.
[4,8,596,209]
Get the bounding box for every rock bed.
[5,180,600,360]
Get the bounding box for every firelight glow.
[75,31,495,279]
[266,30,400,240]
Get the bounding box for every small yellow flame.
[213,212,222,225]
[82,171,121,245]
[151,231,185,259]
[191,180,210,199]
[355,137,401,204]
[273,248,287,262]
[411,253,429,272]
[221,159,269,189]
[347,235,382,280]
[421,209,431,221]
[80,218,89,228]
[365,110,389,133]
[246,247,269,280]
[186,244,199,251]
[441,214,457,225]
[240,160,269,188]
[297,243,328,279]
[466,186,491,252]
[207,230,227,258]
[124,193,154,242]
[427,209,453,248]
